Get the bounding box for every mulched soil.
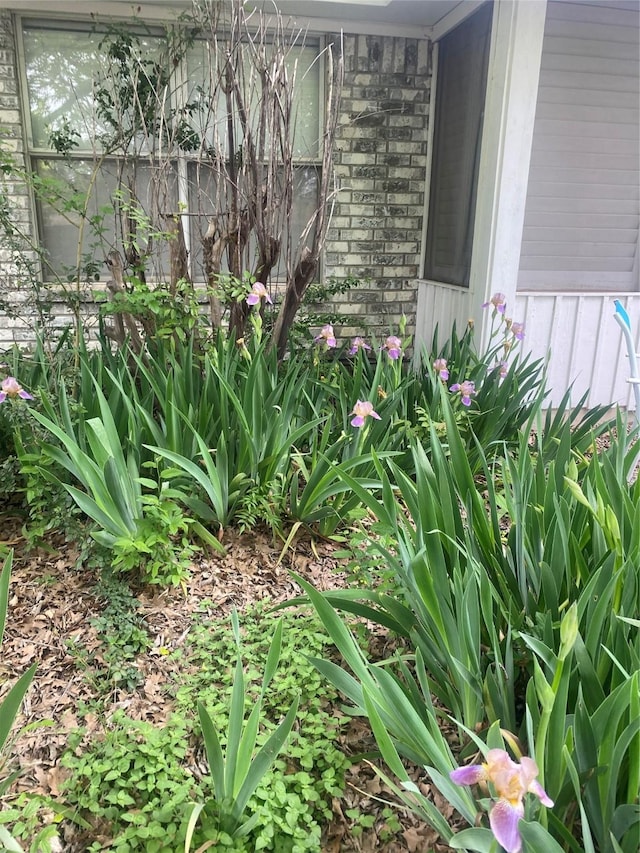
[1,517,461,852]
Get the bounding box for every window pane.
[186,41,321,159]
[23,24,169,154]
[424,3,492,286]
[35,158,178,281]
[187,162,318,281]
[23,25,106,149]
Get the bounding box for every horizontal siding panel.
[534,102,638,125]
[527,195,638,215]
[538,67,639,92]
[543,36,640,60]
[521,244,636,260]
[529,148,638,170]
[520,256,634,271]
[543,19,639,43]
[526,181,638,200]
[523,212,639,229]
[527,165,639,186]
[542,53,638,77]
[547,1,640,27]
[532,118,638,139]
[531,134,637,155]
[524,196,638,215]
[521,1,638,294]
[518,271,635,288]
[522,227,638,244]
[537,83,639,108]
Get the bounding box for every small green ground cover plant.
[56,603,350,852]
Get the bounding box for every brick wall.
[326,33,431,344]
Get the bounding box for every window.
[424,2,492,287]
[19,18,323,284]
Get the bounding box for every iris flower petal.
[350,399,381,427]
[528,778,554,807]
[246,282,272,305]
[449,764,486,786]
[489,799,524,853]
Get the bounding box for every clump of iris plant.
[449,379,476,407]
[383,335,402,360]
[246,281,272,306]
[348,336,371,355]
[433,358,449,381]
[314,324,337,348]
[350,400,381,428]
[450,748,554,853]
[0,377,33,403]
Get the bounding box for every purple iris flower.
[350,400,381,428]
[348,337,371,355]
[510,322,525,340]
[383,336,402,360]
[482,293,507,314]
[0,377,33,403]
[449,379,476,407]
[246,281,272,306]
[314,324,337,348]
[450,748,553,853]
[433,358,449,381]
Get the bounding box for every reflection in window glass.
[23,26,106,149]
[188,163,318,280]
[23,24,167,153]
[36,159,177,281]
[186,41,321,160]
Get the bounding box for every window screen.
[424,2,492,287]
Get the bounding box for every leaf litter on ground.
[1,520,463,852]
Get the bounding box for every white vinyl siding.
[518,0,640,292]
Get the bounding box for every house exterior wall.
[518,0,640,292]
[514,0,640,409]
[514,291,640,411]
[0,9,432,349]
[416,0,640,411]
